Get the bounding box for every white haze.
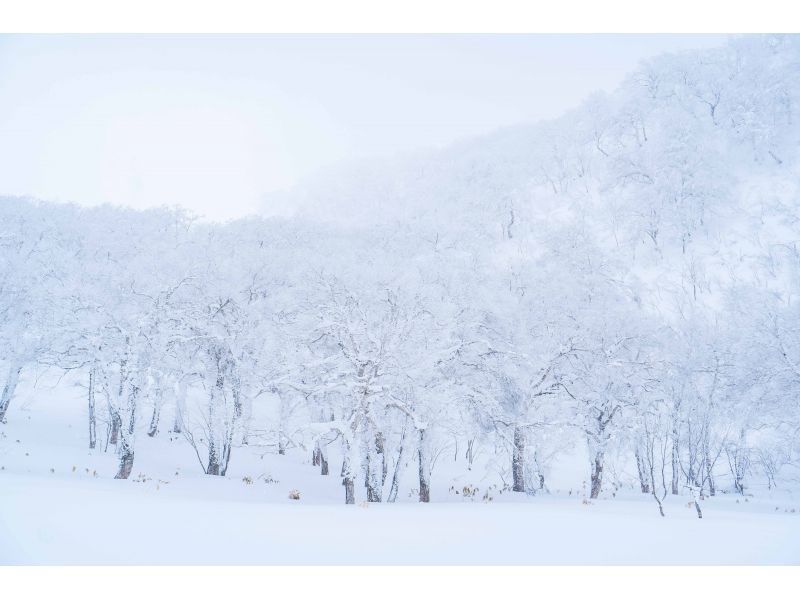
[0,34,728,221]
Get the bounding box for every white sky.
[0,34,729,221]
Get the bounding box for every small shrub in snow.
[288,489,301,500]
[462,485,478,499]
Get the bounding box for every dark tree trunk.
[88,369,97,449]
[320,449,329,475]
[532,451,546,491]
[109,412,120,446]
[147,403,160,437]
[377,432,387,487]
[277,389,287,455]
[702,434,716,497]
[705,458,716,497]
[0,365,22,423]
[366,484,381,501]
[671,424,680,495]
[206,363,224,476]
[512,426,526,492]
[590,450,604,499]
[635,449,650,493]
[115,379,138,479]
[232,379,247,445]
[343,476,355,504]
[341,434,355,504]
[127,398,136,435]
[115,448,135,479]
[366,431,386,502]
[172,412,183,434]
[221,435,232,477]
[312,443,321,466]
[466,438,476,469]
[207,447,220,476]
[418,428,430,503]
[172,381,186,434]
[388,423,408,503]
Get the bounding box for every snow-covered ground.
[2,374,799,565]
[3,473,800,565]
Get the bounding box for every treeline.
[1,35,799,508]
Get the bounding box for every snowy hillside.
[2,34,800,564]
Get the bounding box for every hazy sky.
[0,34,729,220]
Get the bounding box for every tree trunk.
[207,443,220,475]
[388,422,408,503]
[532,451,546,491]
[343,475,355,504]
[466,438,476,469]
[147,403,161,437]
[701,429,716,497]
[312,442,321,466]
[671,424,680,495]
[0,364,22,423]
[512,426,526,492]
[232,375,247,445]
[320,446,329,475]
[115,374,139,479]
[206,363,224,475]
[635,449,650,494]
[705,457,716,497]
[366,431,385,502]
[127,392,137,435]
[341,437,355,504]
[88,368,97,449]
[418,428,430,503]
[172,380,186,434]
[221,432,233,477]
[109,411,121,446]
[378,432,387,487]
[115,445,135,479]
[109,353,131,448]
[590,450,604,499]
[277,389,287,455]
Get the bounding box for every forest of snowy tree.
[2,35,800,516]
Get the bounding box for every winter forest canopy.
[2,34,800,525]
